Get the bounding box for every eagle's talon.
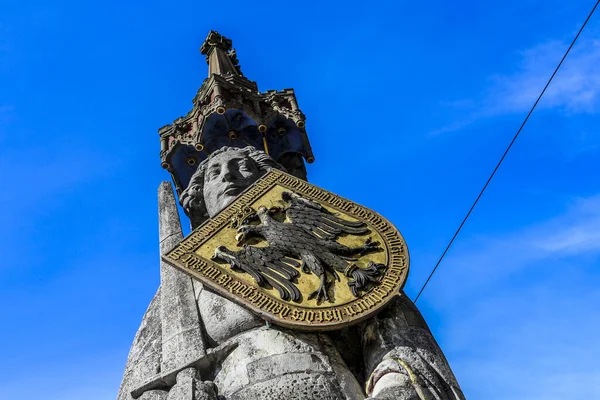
[308,286,329,303]
[308,275,331,304]
[268,206,282,214]
[236,225,261,246]
[357,238,381,256]
[237,224,251,233]
[365,238,380,248]
[240,212,259,225]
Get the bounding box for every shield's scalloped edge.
[161,169,409,331]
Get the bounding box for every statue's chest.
[194,282,264,344]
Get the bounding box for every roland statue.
[117,30,465,400]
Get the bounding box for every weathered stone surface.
[117,183,208,400]
[229,372,343,400]
[158,182,205,373]
[369,372,416,400]
[139,390,168,400]
[317,332,367,398]
[194,284,263,346]
[210,327,363,400]
[246,352,329,382]
[166,368,218,400]
[362,293,465,399]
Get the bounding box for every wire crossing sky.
[414,0,600,303]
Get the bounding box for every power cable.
[414,0,600,303]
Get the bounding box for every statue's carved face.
[203,150,263,217]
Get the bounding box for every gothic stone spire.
[200,30,242,77]
[158,31,314,203]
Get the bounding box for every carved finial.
[200,30,233,54]
[199,31,241,77]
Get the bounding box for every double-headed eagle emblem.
[212,191,386,303]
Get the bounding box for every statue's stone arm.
[360,294,466,400]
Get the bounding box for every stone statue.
[117,146,465,400]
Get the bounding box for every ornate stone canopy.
[159,31,314,197]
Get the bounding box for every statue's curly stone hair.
[180,146,285,222]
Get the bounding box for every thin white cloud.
[422,195,600,399]
[432,194,600,295]
[428,116,480,136]
[431,34,600,136]
[489,37,600,114]
[501,194,600,258]
[450,285,600,400]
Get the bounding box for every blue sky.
[1,0,599,398]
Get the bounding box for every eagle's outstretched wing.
[281,191,369,240]
[213,245,302,302]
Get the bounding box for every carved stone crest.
[163,169,409,330]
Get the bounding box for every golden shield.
[163,169,409,331]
